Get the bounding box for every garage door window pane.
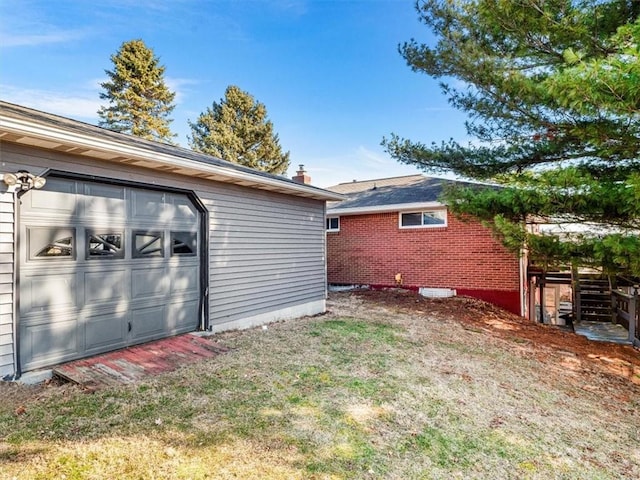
[133,231,164,258]
[29,227,75,259]
[87,232,124,259]
[171,231,197,256]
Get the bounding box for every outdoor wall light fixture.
[3,170,47,198]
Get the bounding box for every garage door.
[18,177,202,372]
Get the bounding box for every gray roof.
[326,175,475,211]
[327,174,425,195]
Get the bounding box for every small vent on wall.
[419,287,456,298]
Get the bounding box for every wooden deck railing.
[612,289,640,347]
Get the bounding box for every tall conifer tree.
[383,0,640,275]
[98,39,176,143]
[189,85,290,175]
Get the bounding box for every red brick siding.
[327,211,521,313]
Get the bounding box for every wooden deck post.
[609,275,618,324]
[539,276,545,323]
[528,276,537,322]
[572,266,581,324]
[630,286,638,344]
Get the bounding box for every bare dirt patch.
[332,288,640,388]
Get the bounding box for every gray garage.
[18,177,202,371]
[0,101,343,379]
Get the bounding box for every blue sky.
[1,0,469,187]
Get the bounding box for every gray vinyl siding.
[0,190,15,378]
[204,184,326,324]
[1,142,328,374]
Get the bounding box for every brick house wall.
[326,210,522,314]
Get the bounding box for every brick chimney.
[292,164,311,185]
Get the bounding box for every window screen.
[400,213,422,227]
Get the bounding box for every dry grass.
[1,291,639,479]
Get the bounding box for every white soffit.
[14,136,63,150]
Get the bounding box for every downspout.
[4,186,19,380]
[323,202,328,302]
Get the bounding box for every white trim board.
[327,201,445,216]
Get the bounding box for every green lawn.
[1,292,639,479]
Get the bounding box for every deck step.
[576,275,614,326]
[581,306,612,311]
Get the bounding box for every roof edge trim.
[0,112,344,202]
[327,201,445,216]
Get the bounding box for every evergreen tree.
[98,39,176,143]
[189,85,290,175]
[383,0,640,275]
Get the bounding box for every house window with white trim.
[399,209,447,228]
[326,216,340,232]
